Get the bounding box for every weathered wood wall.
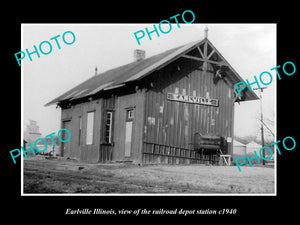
[61,99,103,163]
[60,88,145,164]
[113,89,145,163]
[60,57,235,165]
[142,58,234,164]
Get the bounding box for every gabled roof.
[45,38,258,106]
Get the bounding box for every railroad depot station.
[46,31,258,165]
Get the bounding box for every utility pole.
[253,87,267,165]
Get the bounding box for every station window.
[86,111,95,145]
[104,111,113,144]
[126,108,134,121]
[78,116,82,145]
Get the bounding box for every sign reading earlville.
[167,93,219,107]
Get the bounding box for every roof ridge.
[45,38,258,107]
[95,43,188,78]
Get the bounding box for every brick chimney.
[134,49,146,62]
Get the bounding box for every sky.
[22,23,276,141]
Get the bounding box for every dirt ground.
[23,156,275,194]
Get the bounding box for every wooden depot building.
[46,31,258,165]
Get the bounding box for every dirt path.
[23,156,275,194]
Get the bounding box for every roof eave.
[45,38,260,106]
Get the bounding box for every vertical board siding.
[143,59,234,164]
[61,99,102,163]
[113,90,145,163]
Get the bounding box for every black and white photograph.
[21,24,276,195]
[4,5,299,220]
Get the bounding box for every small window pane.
[126,109,134,121]
[104,111,113,144]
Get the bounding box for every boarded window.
[78,116,82,145]
[86,111,95,145]
[104,111,113,144]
